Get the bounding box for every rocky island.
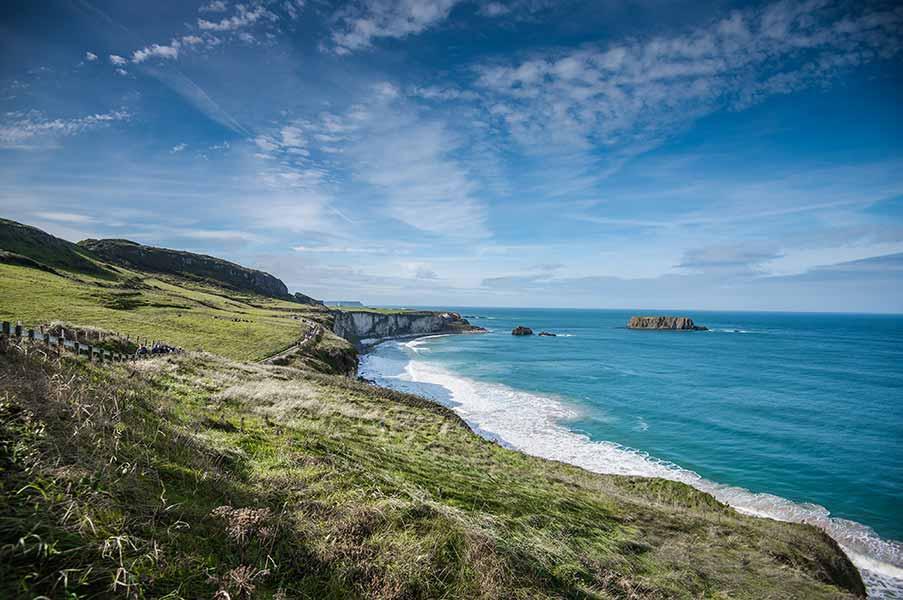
[628,316,708,330]
[512,326,534,336]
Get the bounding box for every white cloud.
[181,35,204,45]
[474,0,903,155]
[170,143,187,153]
[283,0,305,20]
[109,54,127,65]
[85,51,98,61]
[479,2,510,17]
[115,68,128,76]
[0,109,130,149]
[330,95,490,238]
[293,244,392,254]
[132,40,181,63]
[31,211,96,224]
[329,0,463,54]
[199,0,228,12]
[198,4,274,31]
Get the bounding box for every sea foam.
[360,339,903,599]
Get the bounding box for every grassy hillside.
[0,349,864,599]
[0,262,337,362]
[0,218,111,277]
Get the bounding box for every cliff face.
[628,316,708,330]
[79,239,290,298]
[333,310,483,346]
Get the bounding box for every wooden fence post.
[14,322,22,337]
[1,322,10,336]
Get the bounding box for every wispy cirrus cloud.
[198,4,276,32]
[475,0,903,154]
[199,0,228,13]
[0,109,130,149]
[328,0,464,54]
[320,84,490,238]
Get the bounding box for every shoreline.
[360,335,903,599]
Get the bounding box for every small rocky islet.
[627,315,708,331]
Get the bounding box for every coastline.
[360,335,903,599]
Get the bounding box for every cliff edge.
[333,309,485,347]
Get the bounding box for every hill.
[79,238,292,299]
[0,220,346,366]
[0,218,866,599]
[0,218,111,276]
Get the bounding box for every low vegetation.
[0,347,864,599]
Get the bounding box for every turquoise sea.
[360,309,903,598]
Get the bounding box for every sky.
[1,0,902,312]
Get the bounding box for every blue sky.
[1,0,902,311]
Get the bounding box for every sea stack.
[512,326,534,336]
[627,316,708,331]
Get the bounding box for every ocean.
[359,308,903,598]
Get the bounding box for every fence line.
[0,320,181,364]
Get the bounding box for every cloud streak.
[329,0,463,54]
[0,110,130,149]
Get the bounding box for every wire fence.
[0,320,182,363]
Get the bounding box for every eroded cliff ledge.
[333,310,485,347]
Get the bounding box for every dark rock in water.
[512,326,534,336]
[538,331,557,337]
[627,316,708,331]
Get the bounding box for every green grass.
[0,349,864,599]
[0,263,331,362]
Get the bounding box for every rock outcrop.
[79,238,291,299]
[627,316,708,331]
[512,326,534,336]
[333,310,485,347]
[538,331,556,337]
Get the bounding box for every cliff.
[628,315,708,330]
[79,238,291,299]
[333,310,484,346]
